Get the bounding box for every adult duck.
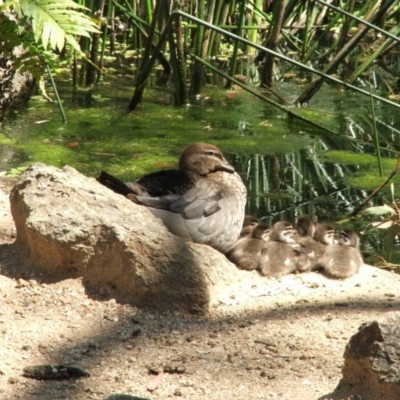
[98,142,247,254]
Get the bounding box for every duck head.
[296,216,315,237]
[314,224,336,245]
[270,221,297,243]
[179,142,235,176]
[252,223,270,241]
[240,215,260,237]
[338,230,360,248]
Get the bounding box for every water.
[1,71,400,265]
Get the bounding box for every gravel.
[1,178,399,400]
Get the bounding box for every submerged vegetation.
[2,1,400,265]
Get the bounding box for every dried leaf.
[154,163,174,168]
[89,152,116,157]
[371,221,395,229]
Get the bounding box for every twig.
[254,339,276,347]
[260,84,289,104]
[350,154,400,217]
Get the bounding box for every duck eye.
[205,150,217,156]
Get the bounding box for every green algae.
[1,88,312,180]
[324,150,400,191]
[324,150,389,168]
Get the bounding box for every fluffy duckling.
[257,221,299,278]
[98,143,247,254]
[296,220,336,272]
[296,215,315,237]
[314,230,363,279]
[240,215,261,238]
[227,223,270,271]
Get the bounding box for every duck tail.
[97,171,136,197]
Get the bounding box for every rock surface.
[9,163,247,314]
[336,311,400,400]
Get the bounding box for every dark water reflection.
[229,149,357,224]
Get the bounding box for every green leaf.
[362,205,396,216]
[6,166,28,177]
[18,0,99,52]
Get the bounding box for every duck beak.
[218,158,235,173]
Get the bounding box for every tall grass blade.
[226,0,246,89]
[369,68,383,177]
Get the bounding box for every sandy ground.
[1,177,400,400]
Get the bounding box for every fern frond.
[18,0,99,52]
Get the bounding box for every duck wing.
[136,169,194,196]
[98,171,149,197]
[136,177,245,252]
[98,170,195,198]
[136,180,222,218]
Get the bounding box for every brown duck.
[98,142,247,254]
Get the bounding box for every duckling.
[296,215,315,237]
[98,143,247,254]
[296,221,336,272]
[314,230,363,279]
[227,223,270,271]
[314,223,336,243]
[257,221,299,278]
[240,215,260,238]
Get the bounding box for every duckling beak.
[333,232,339,244]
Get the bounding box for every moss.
[324,150,391,168]
[1,88,313,180]
[0,132,17,145]
[324,150,400,191]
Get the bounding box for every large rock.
[336,311,400,399]
[9,163,245,314]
